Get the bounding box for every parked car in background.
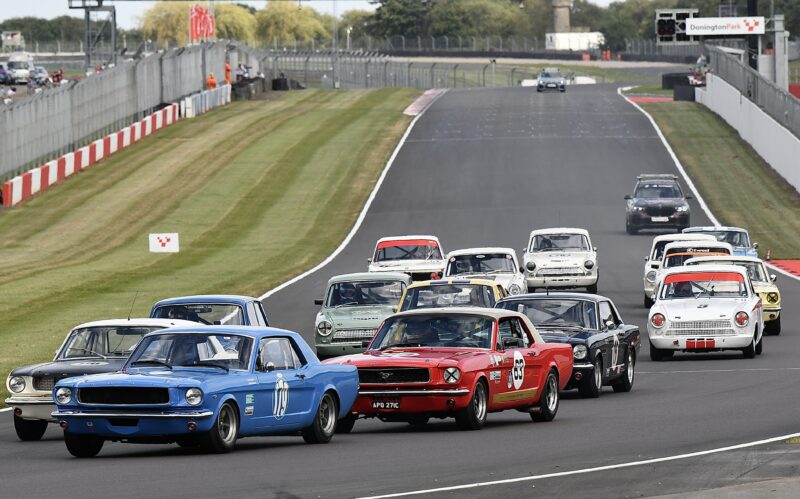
[686,255,781,335]
[625,174,692,234]
[52,327,359,457]
[647,265,764,361]
[368,235,446,281]
[0,63,9,84]
[33,66,50,85]
[537,68,566,92]
[150,294,269,326]
[443,247,525,295]
[523,228,598,293]
[682,226,758,257]
[497,293,639,398]
[5,318,194,441]
[642,233,716,307]
[324,308,572,432]
[7,52,34,84]
[399,278,508,311]
[314,272,411,358]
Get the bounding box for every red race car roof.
[377,239,439,249]
[665,272,744,284]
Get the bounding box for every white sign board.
[149,233,180,253]
[686,17,765,36]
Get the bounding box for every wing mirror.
[685,194,693,200]
[593,246,598,252]
[624,195,632,200]
[367,258,372,264]
[770,274,777,283]
[605,320,616,330]
[752,242,759,249]
[265,361,275,372]
[314,299,323,305]
[644,256,649,261]
[391,305,398,313]
[519,266,525,273]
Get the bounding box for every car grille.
[644,206,675,217]
[331,329,377,344]
[358,367,430,384]
[33,375,69,391]
[537,267,585,277]
[666,320,735,336]
[78,387,170,405]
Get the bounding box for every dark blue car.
[149,294,269,326]
[52,326,359,457]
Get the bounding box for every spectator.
[225,61,231,85]
[206,72,217,89]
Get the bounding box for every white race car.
[642,233,716,307]
[648,239,733,304]
[647,265,764,361]
[443,247,525,295]
[368,235,445,281]
[523,228,598,293]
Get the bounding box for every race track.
[3,85,799,498]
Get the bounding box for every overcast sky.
[0,1,615,30]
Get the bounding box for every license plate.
[651,216,669,222]
[371,398,400,410]
[547,83,556,87]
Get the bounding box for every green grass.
[642,101,800,259]
[623,85,673,96]
[0,87,419,402]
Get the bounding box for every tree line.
[1,1,797,52]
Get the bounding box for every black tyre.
[587,282,598,294]
[14,416,47,441]
[743,333,757,359]
[649,341,673,361]
[765,316,781,336]
[755,332,763,355]
[579,356,602,398]
[527,286,536,293]
[644,294,654,308]
[201,402,239,453]
[612,350,635,393]
[531,370,559,422]
[64,432,104,458]
[455,380,488,431]
[626,222,638,235]
[335,412,357,434]
[303,391,338,444]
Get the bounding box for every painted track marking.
[638,367,800,375]
[357,431,800,498]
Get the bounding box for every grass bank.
[0,88,419,401]
[623,85,673,96]
[641,101,800,259]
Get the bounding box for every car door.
[598,301,622,378]
[254,337,313,429]
[494,318,541,408]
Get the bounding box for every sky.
[0,1,616,30]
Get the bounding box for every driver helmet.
[339,283,357,302]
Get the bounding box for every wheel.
[587,282,598,294]
[612,350,635,393]
[455,380,488,431]
[644,294,654,308]
[649,341,673,361]
[579,356,602,398]
[755,332,763,355]
[742,336,756,359]
[531,370,559,422]
[765,316,781,335]
[626,221,638,235]
[64,432,104,458]
[201,402,238,453]
[335,412,357,434]
[303,391,338,444]
[13,416,47,441]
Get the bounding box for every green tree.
[140,2,191,47]
[215,4,257,44]
[339,9,372,41]
[255,2,329,46]
[429,0,526,38]
[367,0,433,38]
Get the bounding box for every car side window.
[599,301,615,329]
[258,338,297,371]
[257,302,270,326]
[249,302,266,327]
[498,318,527,348]
[485,286,497,306]
[510,318,531,347]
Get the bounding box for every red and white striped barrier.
[2,104,179,208]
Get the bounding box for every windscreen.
[59,326,162,359]
[128,333,253,370]
[152,303,244,325]
[660,272,746,299]
[400,284,496,311]
[371,314,494,350]
[687,230,749,247]
[498,299,597,330]
[327,280,405,307]
[634,182,682,198]
[446,253,516,276]
[664,249,731,268]
[530,234,589,252]
[374,239,442,262]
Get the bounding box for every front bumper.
[5,397,56,421]
[649,335,753,351]
[316,342,368,357]
[52,409,215,437]
[763,307,781,322]
[352,388,471,415]
[526,273,597,289]
[538,83,565,91]
[563,362,594,390]
[627,212,689,229]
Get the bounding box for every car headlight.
[185,388,203,406]
[525,261,536,272]
[734,312,749,327]
[508,283,522,295]
[676,205,689,212]
[584,260,595,270]
[443,367,461,384]
[55,387,72,405]
[646,270,657,283]
[631,206,644,212]
[650,313,666,328]
[573,345,588,360]
[316,320,333,337]
[8,376,25,393]
[767,292,779,304]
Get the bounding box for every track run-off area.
[3,84,800,498]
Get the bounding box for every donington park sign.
[686,17,765,36]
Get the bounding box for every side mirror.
[752,242,759,249]
[265,361,275,372]
[770,274,777,283]
[391,305,398,313]
[519,266,525,273]
[685,194,693,200]
[624,195,632,200]
[605,320,616,330]
[644,256,649,262]
[593,246,598,252]
[367,258,372,264]
[314,299,323,306]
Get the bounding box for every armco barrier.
[2,104,178,208]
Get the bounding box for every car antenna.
[127,290,139,321]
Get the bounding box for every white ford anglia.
[647,265,764,361]
[523,228,598,293]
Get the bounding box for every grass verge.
[0,87,419,402]
[641,101,800,259]
[623,85,673,96]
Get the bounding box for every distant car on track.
[642,233,717,307]
[537,68,566,92]
[314,272,411,358]
[682,226,758,257]
[647,265,764,361]
[650,240,734,299]
[52,326,359,457]
[523,228,598,293]
[496,293,639,398]
[5,318,195,441]
[150,294,269,326]
[324,308,572,431]
[625,174,692,234]
[443,247,525,295]
[368,235,446,281]
[398,278,508,311]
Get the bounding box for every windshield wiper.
[66,347,108,359]
[130,359,172,369]
[334,301,359,308]
[537,324,585,331]
[379,342,422,351]
[188,361,229,372]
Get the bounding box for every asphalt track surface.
[3,85,799,498]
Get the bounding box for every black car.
[496,292,640,398]
[625,174,691,234]
[537,68,566,92]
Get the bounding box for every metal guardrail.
[707,45,800,140]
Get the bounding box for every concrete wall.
[696,74,800,192]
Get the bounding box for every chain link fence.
[707,45,800,140]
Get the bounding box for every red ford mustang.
[324,308,572,431]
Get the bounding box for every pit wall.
[695,75,800,192]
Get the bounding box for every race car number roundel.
[512,350,525,390]
[273,375,289,419]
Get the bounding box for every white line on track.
[357,431,800,499]
[257,90,447,301]
[618,87,800,284]
[638,367,800,375]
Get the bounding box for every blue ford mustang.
[52,326,358,457]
